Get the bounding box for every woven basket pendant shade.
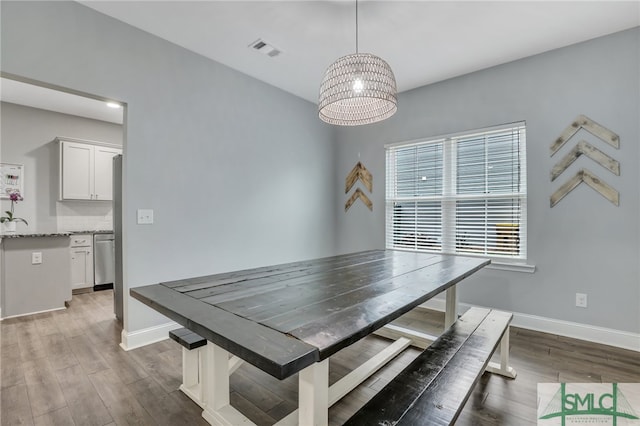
[318,53,397,126]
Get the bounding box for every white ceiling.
[2,2,638,118]
[0,78,123,124]
[80,1,640,103]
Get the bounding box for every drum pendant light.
[318,0,397,126]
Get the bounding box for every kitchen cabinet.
[58,138,121,201]
[70,234,93,291]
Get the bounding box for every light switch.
[32,252,42,264]
[137,209,154,225]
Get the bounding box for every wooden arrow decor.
[345,161,374,212]
[551,140,620,181]
[550,169,619,207]
[550,115,620,207]
[345,162,373,194]
[345,188,373,212]
[550,115,619,156]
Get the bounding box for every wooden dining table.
[131,249,490,425]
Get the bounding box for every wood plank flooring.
[2,290,638,425]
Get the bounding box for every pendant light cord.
[355,0,359,54]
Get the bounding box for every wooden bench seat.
[344,307,513,426]
[169,327,207,350]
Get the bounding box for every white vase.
[3,221,17,233]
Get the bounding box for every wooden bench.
[344,307,513,426]
[169,328,208,407]
[169,327,246,408]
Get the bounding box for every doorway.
[0,74,127,335]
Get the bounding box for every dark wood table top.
[131,250,489,379]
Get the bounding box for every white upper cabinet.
[61,141,93,200]
[59,138,122,201]
[93,145,122,200]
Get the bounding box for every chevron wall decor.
[550,114,619,155]
[550,140,619,181]
[550,115,620,207]
[550,169,619,207]
[345,161,373,212]
[345,188,373,212]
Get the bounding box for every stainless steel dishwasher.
[94,233,115,290]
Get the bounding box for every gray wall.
[334,28,640,334]
[0,102,123,233]
[1,1,336,333]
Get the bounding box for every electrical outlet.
[575,293,587,308]
[32,252,42,265]
[137,209,154,225]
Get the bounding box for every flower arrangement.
[1,191,28,225]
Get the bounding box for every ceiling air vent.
[249,39,282,58]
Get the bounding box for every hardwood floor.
[1,290,638,425]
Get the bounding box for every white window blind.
[386,123,527,259]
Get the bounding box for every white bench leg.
[444,285,458,329]
[178,344,246,411]
[180,346,206,407]
[486,326,517,378]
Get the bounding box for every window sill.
[486,261,536,274]
[388,247,535,273]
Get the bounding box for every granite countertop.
[1,230,113,239]
[70,230,113,235]
[1,232,73,239]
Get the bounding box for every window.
[386,123,527,259]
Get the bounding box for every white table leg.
[203,342,229,413]
[275,340,409,426]
[298,359,329,426]
[444,284,458,329]
[201,342,255,425]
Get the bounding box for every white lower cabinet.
[70,234,93,291]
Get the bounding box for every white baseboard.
[418,299,640,352]
[0,306,66,321]
[511,313,640,352]
[119,321,181,351]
